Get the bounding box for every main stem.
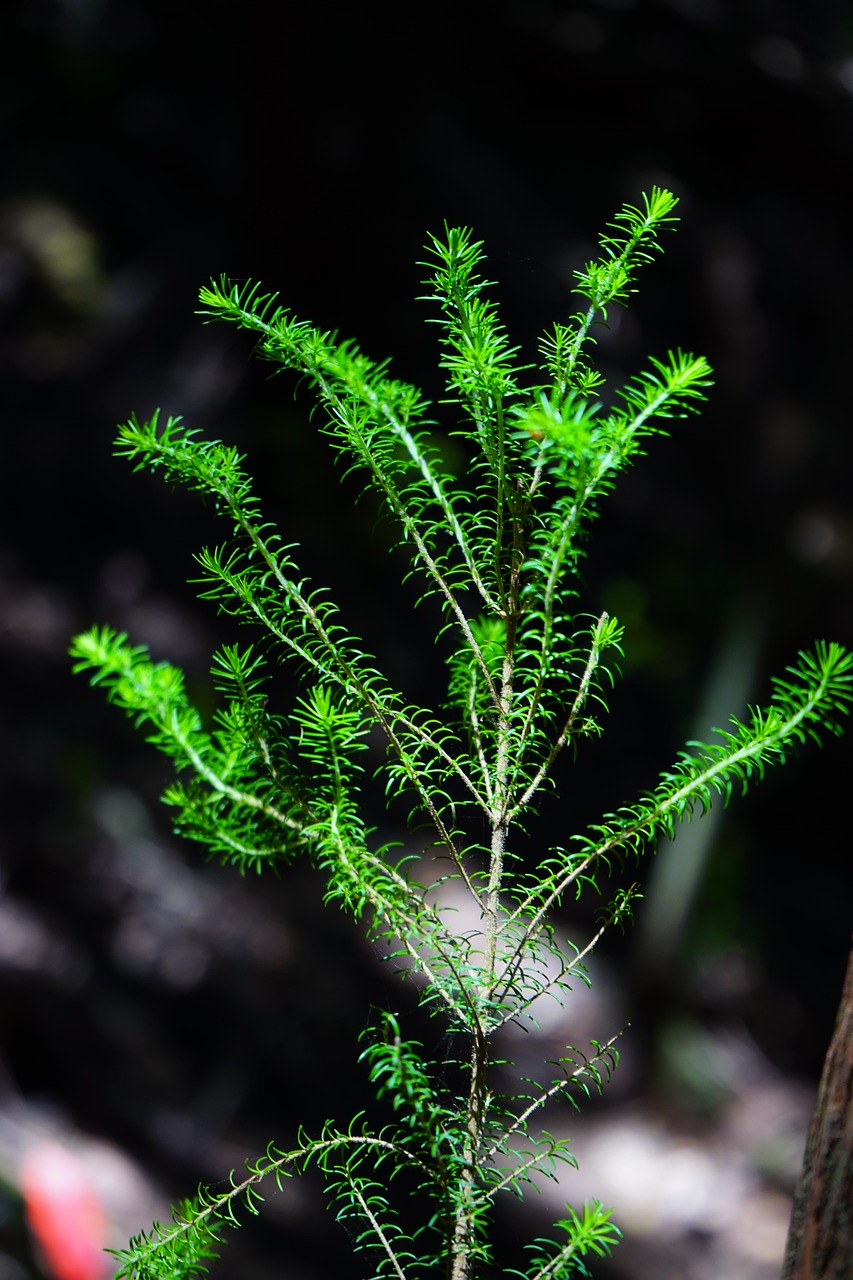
[450,510,522,1279]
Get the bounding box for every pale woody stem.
[452,600,517,1279]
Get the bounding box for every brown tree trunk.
[781,936,853,1279]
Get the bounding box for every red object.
[20,1143,108,1280]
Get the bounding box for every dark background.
[1,2,851,1278]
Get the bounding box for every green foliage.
[71,188,852,1279]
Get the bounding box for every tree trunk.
[781,936,853,1279]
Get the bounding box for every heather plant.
[70,188,852,1279]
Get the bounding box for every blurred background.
[1,1,851,1278]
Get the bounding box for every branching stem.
[74,193,851,1280]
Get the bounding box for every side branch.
[508,647,851,953]
[483,1031,624,1165]
[509,612,610,820]
[347,1179,410,1280]
[115,1134,428,1277]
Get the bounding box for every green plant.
[71,188,852,1280]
